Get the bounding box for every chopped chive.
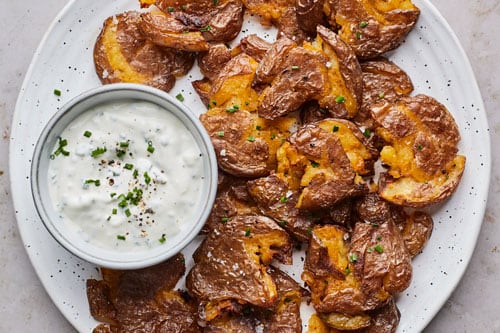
[279,196,288,203]
[124,208,131,217]
[144,172,151,185]
[417,144,423,150]
[124,163,134,170]
[116,149,126,158]
[159,234,167,243]
[378,92,385,99]
[52,137,70,157]
[270,133,276,140]
[176,93,184,102]
[349,253,358,262]
[226,104,239,113]
[279,220,287,227]
[345,267,351,275]
[53,89,61,96]
[377,235,383,241]
[84,179,100,186]
[291,65,300,70]
[374,244,384,253]
[168,6,174,12]
[118,199,128,208]
[217,131,225,137]
[245,227,251,237]
[112,208,117,215]
[363,129,372,138]
[181,4,187,10]
[110,192,117,198]
[367,247,374,253]
[83,130,92,138]
[199,25,212,32]
[335,95,346,103]
[360,21,368,28]
[91,147,107,158]
[221,217,229,222]
[311,161,320,168]
[256,125,262,130]
[247,135,255,142]
[119,141,129,148]
[147,141,155,154]
[133,169,139,179]
[333,125,339,132]
[356,30,362,39]
[117,235,126,241]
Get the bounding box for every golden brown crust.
[372,94,465,207]
[94,11,191,92]
[331,0,420,59]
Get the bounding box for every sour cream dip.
[47,100,206,252]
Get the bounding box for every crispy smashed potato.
[372,94,466,207]
[93,11,195,91]
[242,0,296,24]
[87,254,200,332]
[186,215,292,320]
[331,0,420,59]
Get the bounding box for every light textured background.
[1,1,498,332]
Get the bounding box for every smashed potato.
[331,0,420,59]
[372,94,466,207]
[93,11,195,91]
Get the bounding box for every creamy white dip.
[47,100,205,251]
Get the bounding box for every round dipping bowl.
[31,83,217,269]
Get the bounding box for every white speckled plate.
[10,0,490,332]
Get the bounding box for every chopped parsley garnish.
[83,130,92,138]
[176,93,185,102]
[91,146,107,158]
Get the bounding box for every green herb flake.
[245,227,251,237]
[247,135,255,142]
[110,192,117,198]
[256,125,262,131]
[213,0,219,5]
[125,208,132,217]
[345,267,351,275]
[117,235,126,241]
[356,30,362,39]
[349,253,358,262]
[147,141,155,154]
[51,137,70,158]
[360,21,368,28]
[119,141,129,148]
[270,133,276,140]
[217,131,225,137]
[221,217,229,222]
[84,179,101,187]
[279,196,288,203]
[335,95,346,104]
[124,163,134,170]
[378,92,385,99]
[332,125,339,132]
[200,25,212,32]
[377,235,382,241]
[291,65,300,70]
[168,6,174,12]
[279,220,287,227]
[144,172,151,185]
[417,144,423,150]
[159,234,167,243]
[363,129,372,138]
[112,208,117,215]
[133,169,139,179]
[176,93,185,102]
[311,161,320,168]
[53,89,62,96]
[226,104,240,113]
[91,147,107,158]
[181,4,187,10]
[367,247,374,253]
[116,149,126,158]
[83,130,92,138]
[374,244,384,253]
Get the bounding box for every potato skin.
[372,94,466,207]
[94,11,186,91]
[332,0,420,59]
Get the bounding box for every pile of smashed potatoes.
[87,0,466,332]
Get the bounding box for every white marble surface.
[0,0,498,332]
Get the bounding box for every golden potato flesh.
[332,0,420,59]
[241,0,296,24]
[94,11,196,91]
[372,94,466,207]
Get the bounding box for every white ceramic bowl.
[31,83,218,269]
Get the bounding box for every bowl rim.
[30,83,218,269]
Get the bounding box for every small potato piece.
[372,94,466,207]
[356,57,414,129]
[400,210,434,257]
[200,107,294,178]
[198,43,232,82]
[254,37,298,85]
[332,0,420,59]
[186,215,292,320]
[296,0,326,36]
[364,297,401,333]
[139,11,210,51]
[239,34,272,61]
[275,7,308,45]
[86,254,200,332]
[94,11,190,91]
